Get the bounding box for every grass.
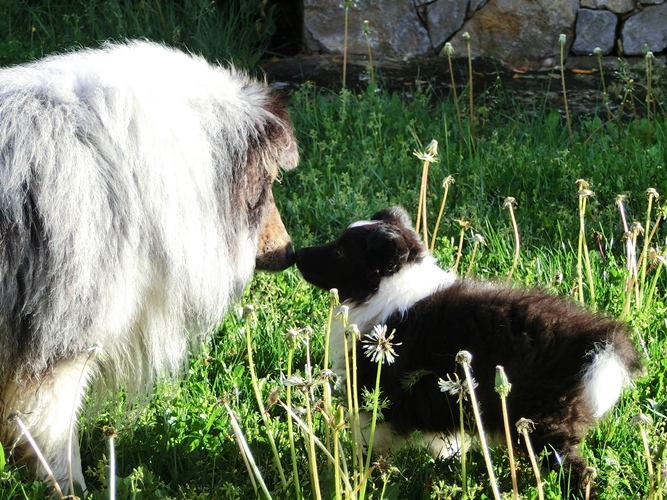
[0,0,274,69]
[1,14,667,499]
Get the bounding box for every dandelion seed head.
[576,179,590,191]
[454,218,472,230]
[336,305,349,323]
[516,417,536,434]
[630,221,645,235]
[346,323,361,341]
[455,350,472,365]
[594,47,602,56]
[646,188,659,200]
[583,467,597,481]
[503,196,516,209]
[285,329,302,347]
[329,288,340,305]
[472,233,486,245]
[243,304,257,325]
[631,413,652,426]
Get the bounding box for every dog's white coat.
[0,41,297,493]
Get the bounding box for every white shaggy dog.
[0,41,298,494]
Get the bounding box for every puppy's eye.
[334,247,344,258]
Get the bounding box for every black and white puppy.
[296,206,641,497]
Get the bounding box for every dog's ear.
[366,224,410,276]
[371,206,414,231]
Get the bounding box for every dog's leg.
[1,355,94,495]
[530,424,596,499]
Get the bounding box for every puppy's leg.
[358,412,406,455]
[1,355,95,495]
[530,423,596,499]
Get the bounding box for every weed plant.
[1,28,667,500]
[0,0,274,69]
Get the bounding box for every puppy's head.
[296,206,426,302]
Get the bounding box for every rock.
[640,0,664,4]
[468,0,490,16]
[448,0,579,69]
[580,0,636,14]
[572,9,617,55]
[425,0,468,51]
[303,0,432,58]
[621,3,667,55]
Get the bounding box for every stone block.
[448,0,579,69]
[426,0,468,51]
[572,9,617,55]
[580,0,636,14]
[622,3,667,54]
[303,0,432,58]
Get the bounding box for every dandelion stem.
[244,306,288,491]
[342,0,350,87]
[105,427,117,500]
[431,177,454,253]
[303,383,323,500]
[594,48,613,124]
[224,402,272,499]
[68,347,99,495]
[9,413,65,498]
[638,189,660,307]
[362,20,374,85]
[285,346,302,499]
[443,43,464,136]
[463,32,474,140]
[517,418,544,500]
[360,360,383,500]
[279,401,356,495]
[457,351,502,500]
[496,366,519,500]
[559,34,574,148]
[504,197,520,283]
[459,384,468,498]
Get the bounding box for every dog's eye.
[334,247,343,258]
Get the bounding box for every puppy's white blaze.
[347,220,380,229]
[350,256,456,330]
[330,257,456,376]
[582,344,632,418]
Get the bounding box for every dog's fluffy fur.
[0,41,298,493]
[296,206,641,497]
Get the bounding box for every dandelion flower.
[362,324,401,364]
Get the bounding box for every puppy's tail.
[582,330,642,418]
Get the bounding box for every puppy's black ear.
[366,224,410,276]
[371,206,414,231]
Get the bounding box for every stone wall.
[303,0,667,69]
